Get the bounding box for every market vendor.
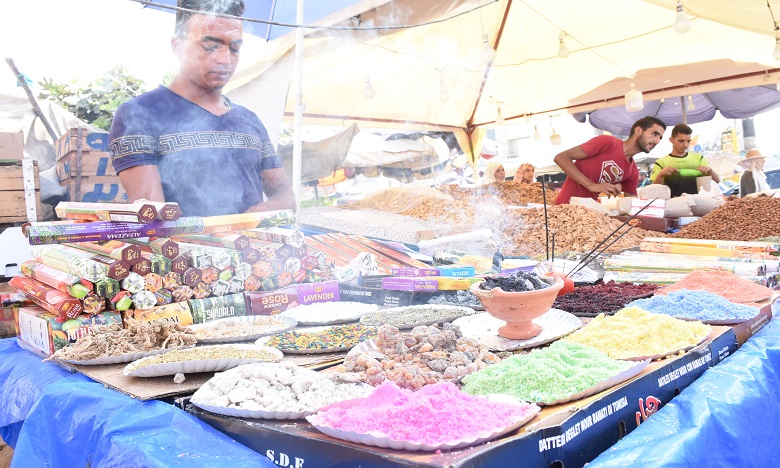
[554,116,666,204]
[514,163,536,183]
[481,160,506,185]
[650,124,719,197]
[108,0,296,217]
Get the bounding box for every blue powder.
[628,289,759,322]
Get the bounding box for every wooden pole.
[5,58,59,142]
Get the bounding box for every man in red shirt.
[554,116,666,204]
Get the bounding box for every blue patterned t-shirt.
[109,86,283,216]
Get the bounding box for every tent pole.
[681,96,687,124]
[292,0,305,212]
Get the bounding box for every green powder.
[462,341,632,404]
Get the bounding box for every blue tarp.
[589,317,780,467]
[0,339,273,467]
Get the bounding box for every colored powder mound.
[308,381,538,446]
[658,269,774,304]
[563,307,711,360]
[461,341,631,404]
[629,289,759,322]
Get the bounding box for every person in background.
[553,116,666,204]
[108,0,295,217]
[514,163,536,183]
[650,124,719,197]
[638,170,651,187]
[481,160,506,185]
[739,149,770,197]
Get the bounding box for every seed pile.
[308,380,539,446]
[500,205,661,257]
[193,316,291,340]
[439,181,558,206]
[334,323,500,390]
[124,345,281,373]
[461,341,632,404]
[673,197,780,241]
[191,362,373,414]
[553,281,660,316]
[263,324,377,352]
[563,307,711,360]
[48,318,196,362]
[658,269,775,303]
[629,290,759,322]
[360,305,474,328]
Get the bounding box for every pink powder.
[308,381,538,446]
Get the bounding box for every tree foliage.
[37,66,147,130]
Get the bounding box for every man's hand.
[697,165,720,182]
[590,182,622,197]
[659,167,678,177]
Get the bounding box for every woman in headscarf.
[482,160,506,185]
[514,163,536,184]
[739,149,769,197]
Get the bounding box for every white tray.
[59,347,182,366]
[190,315,297,344]
[257,325,376,354]
[307,394,540,451]
[193,401,314,420]
[451,309,583,351]
[359,305,475,329]
[123,344,283,377]
[279,302,379,326]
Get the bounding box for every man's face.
[670,133,692,155]
[174,14,243,91]
[636,124,665,153]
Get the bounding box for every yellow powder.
[563,307,711,360]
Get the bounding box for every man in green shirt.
[650,124,719,197]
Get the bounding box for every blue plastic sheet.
[0,338,73,445]
[589,317,780,467]
[13,376,273,467]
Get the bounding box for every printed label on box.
[17,311,51,355]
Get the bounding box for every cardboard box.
[245,280,340,315]
[185,322,747,467]
[630,198,666,218]
[62,175,128,204]
[56,128,110,161]
[56,151,117,180]
[381,277,439,292]
[13,305,121,357]
[612,215,678,233]
[338,284,437,308]
[0,131,23,159]
[0,159,41,222]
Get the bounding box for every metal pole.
[292,0,304,211]
[5,58,59,142]
[681,95,687,124]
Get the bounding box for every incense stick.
[565,197,658,278]
[569,226,634,278]
[541,175,550,261]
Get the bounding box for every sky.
[0,0,269,95]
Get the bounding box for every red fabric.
[555,135,639,204]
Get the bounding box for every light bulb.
[773,35,780,60]
[687,95,695,111]
[558,32,570,58]
[496,106,505,126]
[363,77,375,99]
[673,1,691,34]
[550,130,561,145]
[624,82,644,112]
[438,77,449,101]
[482,33,497,63]
[533,125,541,140]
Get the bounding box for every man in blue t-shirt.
[109,0,295,217]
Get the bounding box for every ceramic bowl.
[470,276,564,340]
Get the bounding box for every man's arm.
[117,165,165,202]
[245,167,297,213]
[553,146,621,196]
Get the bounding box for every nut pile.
[191,362,373,414]
[333,323,501,390]
[500,205,661,257]
[439,181,558,206]
[48,318,196,362]
[673,197,780,241]
[296,206,443,244]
